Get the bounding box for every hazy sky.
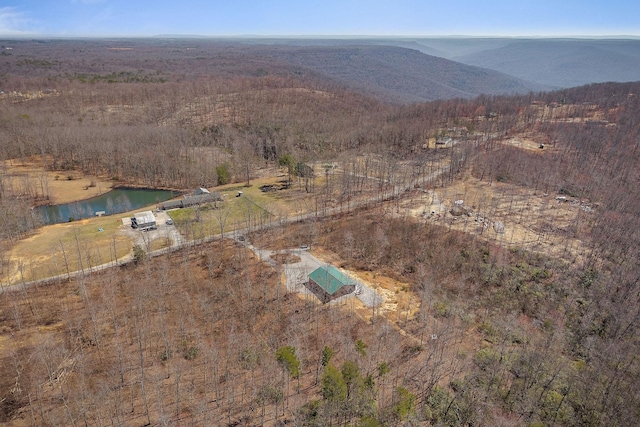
[1,0,639,38]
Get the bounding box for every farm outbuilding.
[307,266,356,303]
[159,191,222,210]
[182,192,222,207]
[160,199,183,210]
[132,211,156,231]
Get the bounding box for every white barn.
[132,211,156,231]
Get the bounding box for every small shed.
[132,211,156,230]
[307,266,356,303]
[195,187,211,195]
[436,137,452,147]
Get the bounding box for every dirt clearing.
[401,173,595,263]
[3,157,113,205]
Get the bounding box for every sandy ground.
[501,135,546,152]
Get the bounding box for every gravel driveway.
[276,248,383,307]
[121,210,185,251]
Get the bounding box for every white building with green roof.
[307,265,356,303]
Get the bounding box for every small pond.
[36,188,180,224]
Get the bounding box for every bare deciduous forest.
[0,39,639,426]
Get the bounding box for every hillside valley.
[452,38,640,88]
[0,38,544,103]
[0,39,639,426]
[224,37,640,90]
[246,44,544,102]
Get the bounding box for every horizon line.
[1,33,639,40]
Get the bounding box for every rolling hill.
[251,37,640,91]
[0,39,545,103]
[7,37,640,103]
[450,38,640,88]
[254,44,546,102]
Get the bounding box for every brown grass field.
[2,216,132,286]
[3,158,114,205]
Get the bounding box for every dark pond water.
[36,188,180,224]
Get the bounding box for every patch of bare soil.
[494,130,559,153]
[402,173,595,263]
[309,246,422,335]
[270,252,301,264]
[0,89,60,102]
[501,136,547,152]
[353,272,420,323]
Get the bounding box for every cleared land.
[1,160,389,284]
[3,158,113,205]
[2,139,594,288]
[401,172,594,263]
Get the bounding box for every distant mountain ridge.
[249,37,640,87]
[449,39,640,88]
[253,44,546,103]
[8,38,638,103]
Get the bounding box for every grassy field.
[3,215,132,285]
[170,175,321,240]
[2,167,328,285]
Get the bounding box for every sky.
[1,0,639,38]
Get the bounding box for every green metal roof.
[309,266,353,295]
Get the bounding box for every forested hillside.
[0,40,639,426]
[0,38,543,102]
[452,39,640,88]
[252,44,543,102]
